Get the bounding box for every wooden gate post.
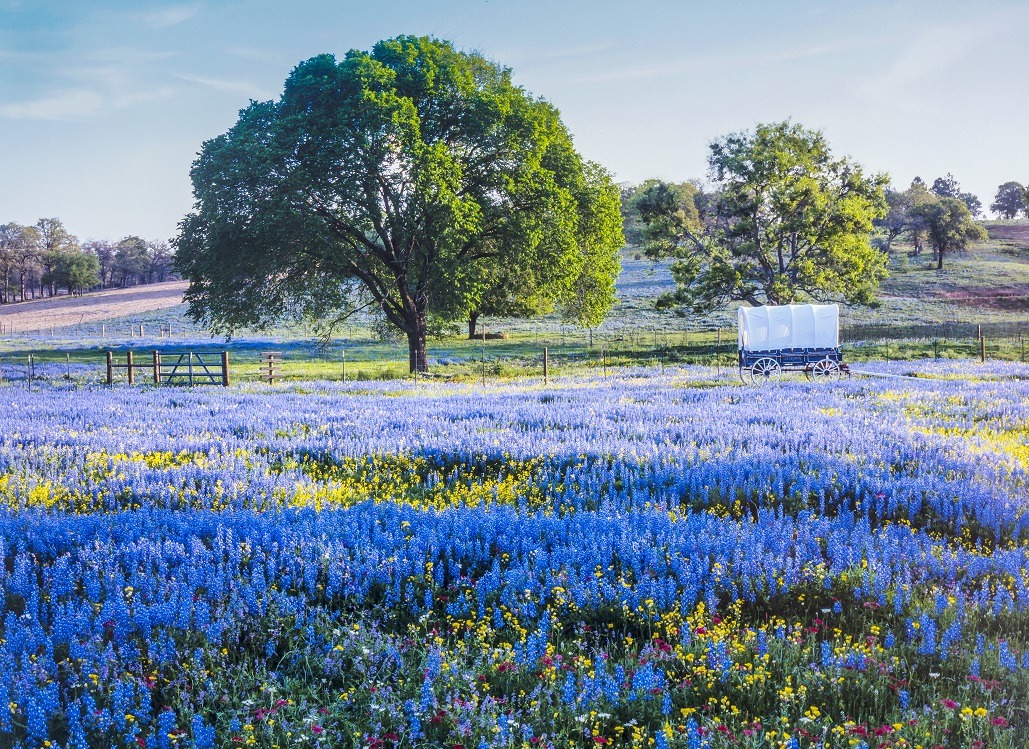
[126,351,134,385]
[543,347,549,385]
[980,336,986,363]
[153,351,161,384]
[106,351,113,385]
[221,351,230,387]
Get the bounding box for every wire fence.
[1,319,1027,386]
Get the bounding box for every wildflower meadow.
[1,361,1027,749]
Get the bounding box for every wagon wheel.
[806,358,841,382]
[746,357,781,385]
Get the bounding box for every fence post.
[481,326,486,387]
[66,353,71,381]
[543,347,549,385]
[127,351,134,385]
[342,350,346,383]
[933,340,939,360]
[1021,338,1025,363]
[602,346,607,378]
[153,351,161,384]
[221,351,230,387]
[106,351,113,385]
[980,336,986,363]
[188,352,194,387]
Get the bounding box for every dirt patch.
[936,285,1029,311]
[0,281,188,332]
[987,225,1029,243]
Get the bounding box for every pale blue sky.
[2,0,1027,241]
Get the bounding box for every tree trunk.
[937,249,944,270]
[467,311,479,340]
[405,323,426,372]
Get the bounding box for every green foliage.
[990,181,1026,219]
[42,250,100,295]
[930,173,983,218]
[910,197,989,269]
[632,122,889,313]
[874,180,936,253]
[175,36,622,371]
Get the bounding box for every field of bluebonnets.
[1,360,1028,749]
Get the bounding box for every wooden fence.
[106,350,230,386]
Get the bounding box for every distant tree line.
[0,218,175,304]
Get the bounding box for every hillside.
[0,281,187,333]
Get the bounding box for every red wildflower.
[991,716,1009,727]
[942,699,959,709]
[874,725,894,736]
[312,725,324,735]
[593,738,609,745]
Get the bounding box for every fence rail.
[105,350,230,386]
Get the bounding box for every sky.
[1,0,1028,242]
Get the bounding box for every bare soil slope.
[0,281,187,332]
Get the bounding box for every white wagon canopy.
[736,304,846,385]
[737,303,839,351]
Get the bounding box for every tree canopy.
[175,35,623,371]
[631,121,888,313]
[990,181,1026,219]
[910,197,988,269]
[930,173,982,217]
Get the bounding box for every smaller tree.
[910,197,987,269]
[930,173,961,199]
[44,251,100,295]
[930,174,981,217]
[875,189,914,252]
[146,240,175,282]
[633,122,888,313]
[114,236,150,286]
[990,181,1026,219]
[82,240,116,287]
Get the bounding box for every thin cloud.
[0,88,104,119]
[176,73,276,100]
[138,2,201,29]
[858,8,1029,104]
[558,36,873,85]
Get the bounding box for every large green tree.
[910,197,987,269]
[633,122,888,313]
[175,36,622,371]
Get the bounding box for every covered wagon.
[737,303,847,384]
